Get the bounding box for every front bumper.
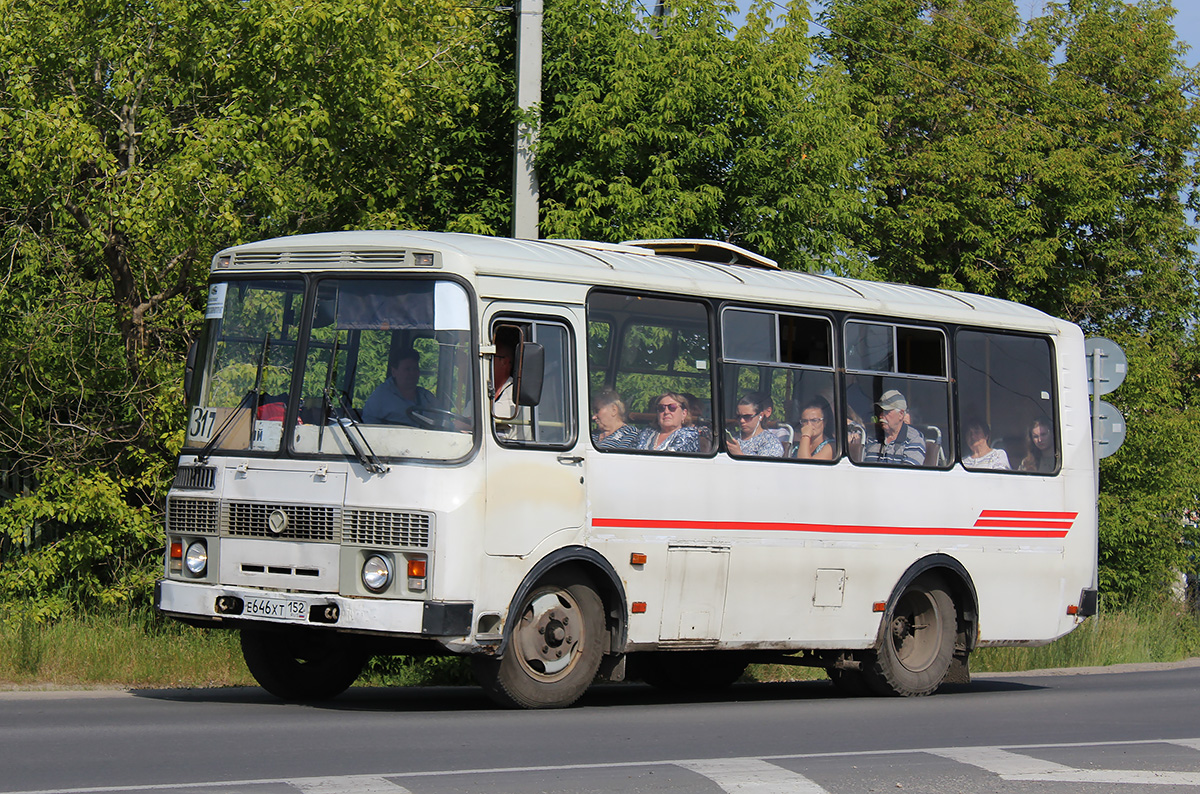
[155,579,472,637]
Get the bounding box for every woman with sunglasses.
[635,392,701,453]
[726,392,783,458]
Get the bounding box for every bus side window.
[846,321,951,468]
[585,292,713,455]
[955,331,1056,473]
[491,320,575,448]
[721,308,836,462]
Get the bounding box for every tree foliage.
[538,0,874,271]
[1,0,1198,612]
[0,0,500,609]
[820,0,1200,604]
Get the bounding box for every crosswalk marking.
[289,775,413,794]
[1168,738,1200,753]
[7,736,1200,794]
[929,746,1075,776]
[680,758,831,794]
[932,744,1200,786]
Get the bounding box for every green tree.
[0,0,496,610]
[537,0,874,271]
[821,0,1200,602]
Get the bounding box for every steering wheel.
[407,406,470,431]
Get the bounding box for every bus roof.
[215,231,1064,333]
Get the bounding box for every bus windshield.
[185,277,475,462]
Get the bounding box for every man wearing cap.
[863,389,926,466]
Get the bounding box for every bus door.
[484,312,586,556]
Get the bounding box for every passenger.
[681,392,714,453]
[793,396,835,461]
[863,389,925,466]
[726,392,784,457]
[491,331,530,441]
[635,392,701,453]
[962,418,1010,470]
[1019,416,1056,473]
[362,348,439,425]
[591,389,639,450]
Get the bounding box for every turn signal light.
[169,542,183,559]
[407,557,427,592]
[169,541,184,574]
[630,553,647,566]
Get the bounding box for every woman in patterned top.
[726,392,783,458]
[591,389,639,449]
[636,392,701,453]
[963,418,1010,470]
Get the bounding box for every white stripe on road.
[933,745,1200,786]
[929,746,1074,776]
[1168,738,1200,752]
[289,775,412,794]
[679,758,831,794]
[9,736,1200,794]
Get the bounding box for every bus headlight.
[362,555,393,593]
[184,541,208,576]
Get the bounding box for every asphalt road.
[2,660,1200,794]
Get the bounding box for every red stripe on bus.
[978,510,1079,520]
[973,519,1076,529]
[590,518,1068,538]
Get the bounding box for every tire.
[472,572,605,709]
[865,575,956,697]
[637,651,748,691]
[240,628,365,702]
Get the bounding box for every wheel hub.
[517,591,581,677]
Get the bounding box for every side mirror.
[184,341,197,397]
[516,342,544,407]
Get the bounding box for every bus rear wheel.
[240,628,365,702]
[866,576,956,697]
[473,574,604,709]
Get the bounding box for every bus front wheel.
[473,574,604,709]
[240,628,365,702]
[866,576,956,697]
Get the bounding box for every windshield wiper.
[329,387,388,474]
[317,338,387,475]
[197,335,270,464]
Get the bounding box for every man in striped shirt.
[864,389,925,466]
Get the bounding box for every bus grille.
[233,251,409,268]
[172,466,215,490]
[222,502,339,542]
[166,497,219,535]
[344,509,432,548]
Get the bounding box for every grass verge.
[1,602,1196,690]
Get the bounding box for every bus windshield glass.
[295,278,474,461]
[186,278,305,455]
[185,277,475,462]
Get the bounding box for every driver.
[362,348,441,425]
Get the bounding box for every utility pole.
[512,0,542,240]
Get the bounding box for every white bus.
[157,231,1098,708]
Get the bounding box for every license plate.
[243,597,308,621]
